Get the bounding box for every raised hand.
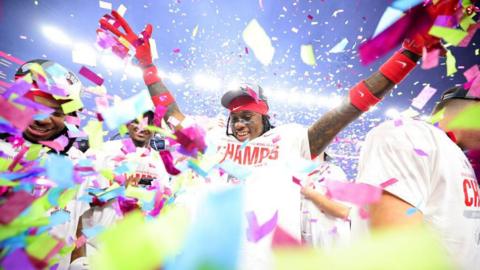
[99,10,154,67]
[403,0,460,55]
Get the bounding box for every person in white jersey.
[355,86,480,269]
[300,153,352,249]
[70,111,171,269]
[97,2,454,267]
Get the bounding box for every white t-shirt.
[301,162,351,249]
[205,124,311,269]
[80,140,170,257]
[355,118,480,270]
[86,139,170,187]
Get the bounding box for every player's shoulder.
[366,118,436,141]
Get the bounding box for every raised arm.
[308,49,420,157]
[307,0,456,157]
[99,10,185,130]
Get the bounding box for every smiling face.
[127,116,153,147]
[23,97,66,143]
[229,110,264,142]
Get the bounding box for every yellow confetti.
[447,103,480,130]
[445,49,457,77]
[428,26,468,46]
[300,44,317,66]
[192,24,199,37]
[275,226,454,270]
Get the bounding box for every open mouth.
[26,125,55,138]
[235,130,249,141]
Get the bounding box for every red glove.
[403,0,460,55]
[99,10,153,68]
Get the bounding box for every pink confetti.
[307,15,314,20]
[433,15,457,27]
[0,95,35,131]
[292,176,302,187]
[121,138,136,153]
[379,178,398,189]
[463,65,479,82]
[467,77,480,97]
[246,86,260,102]
[173,48,181,53]
[65,115,81,126]
[359,207,370,219]
[75,235,87,248]
[271,226,302,247]
[458,23,478,48]
[359,5,432,65]
[413,148,429,157]
[325,180,382,206]
[421,48,440,69]
[153,105,167,126]
[79,66,104,86]
[272,135,281,144]
[394,119,403,127]
[159,150,181,175]
[246,210,278,243]
[0,248,35,270]
[0,191,36,224]
[68,131,87,138]
[39,140,64,152]
[411,85,437,110]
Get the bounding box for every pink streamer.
[379,178,398,189]
[246,210,278,243]
[325,180,382,206]
[271,226,302,247]
[79,66,104,86]
[159,151,181,175]
[0,191,36,224]
[413,148,429,157]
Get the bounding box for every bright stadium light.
[168,73,185,85]
[42,25,72,46]
[194,73,221,91]
[386,108,400,119]
[101,53,124,71]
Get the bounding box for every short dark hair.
[129,111,154,125]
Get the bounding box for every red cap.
[227,96,269,115]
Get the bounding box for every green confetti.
[26,144,43,161]
[274,226,454,270]
[300,44,316,66]
[445,49,457,77]
[429,26,468,46]
[61,98,84,114]
[58,187,78,209]
[447,104,480,130]
[119,124,128,136]
[429,108,446,124]
[100,169,114,181]
[125,186,155,202]
[84,120,104,150]
[92,208,189,270]
[460,14,476,31]
[0,179,19,187]
[26,232,59,260]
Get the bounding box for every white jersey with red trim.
[355,118,480,270]
[205,124,311,269]
[301,162,352,249]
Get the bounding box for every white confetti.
[117,4,127,17]
[242,19,275,66]
[99,0,112,10]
